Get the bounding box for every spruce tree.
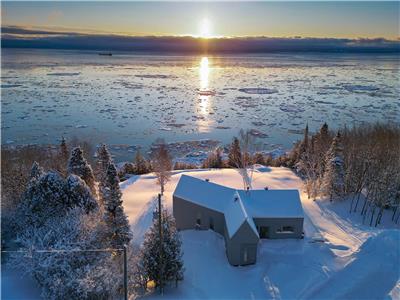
[300,123,309,154]
[21,171,69,228]
[322,131,345,200]
[66,174,98,213]
[138,207,184,290]
[60,137,69,164]
[96,144,112,181]
[68,147,96,196]
[29,161,44,184]
[96,144,112,204]
[228,137,242,168]
[101,163,131,249]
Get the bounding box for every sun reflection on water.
[196,56,214,133]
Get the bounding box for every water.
[1,48,399,160]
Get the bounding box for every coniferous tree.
[19,169,98,231]
[137,206,184,291]
[20,171,69,229]
[68,147,96,196]
[322,131,345,201]
[101,163,131,249]
[228,137,242,168]
[96,144,112,181]
[66,174,98,213]
[28,161,44,184]
[59,137,69,175]
[300,123,309,155]
[96,144,112,204]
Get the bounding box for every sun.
[199,18,212,38]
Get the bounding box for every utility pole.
[123,245,128,300]
[158,193,163,295]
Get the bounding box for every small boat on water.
[98,52,112,56]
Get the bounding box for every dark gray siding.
[225,222,259,266]
[173,195,225,235]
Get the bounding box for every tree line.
[289,122,400,226]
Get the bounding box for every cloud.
[47,10,63,23]
[1,26,399,53]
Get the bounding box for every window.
[276,226,294,233]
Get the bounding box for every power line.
[1,246,129,300]
[1,248,123,253]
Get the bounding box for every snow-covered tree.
[96,144,112,205]
[101,163,131,249]
[28,161,44,184]
[9,207,119,299]
[20,171,69,229]
[322,131,345,200]
[96,144,112,181]
[68,147,96,196]
[151,142,172,195]
[66,174,98,213]
[18,168,100,231]
[137,205,184,291]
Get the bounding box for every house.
[173,175,304,266]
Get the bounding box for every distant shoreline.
[2,28,399,54]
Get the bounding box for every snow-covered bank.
[121,167,399,299]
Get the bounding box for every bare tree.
[228,130,260,190]
[151,140,172,195]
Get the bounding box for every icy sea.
[1,49,399,160]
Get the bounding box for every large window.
[276,226,294,233]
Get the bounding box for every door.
[240,244,257,265]
[259,226,269,238]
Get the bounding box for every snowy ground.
[2,166,399,299]
[121,166,400,300]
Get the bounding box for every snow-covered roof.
[238,189,304,218]
[224,192,259,239]
[173,174,234,213]
[173,175,304,238]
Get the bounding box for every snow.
[174,174,304,220]
[224,192,258,239]
[1,268,42,299]
[238,189,304,218]
[120,167,400,299]
[173,174,233,213]
[3,167,398,299]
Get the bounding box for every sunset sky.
[2,1,399,39]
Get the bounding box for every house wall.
[173,195,225,235]
[253,217,304,239]
[225,222,259,266]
